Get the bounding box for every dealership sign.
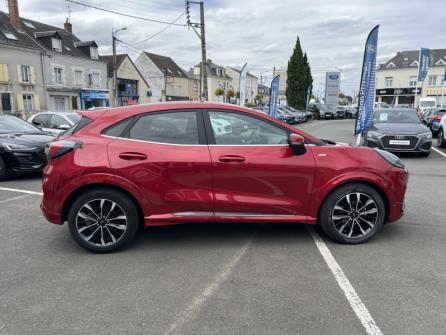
[376,87,421,95]
[324,71,340,108]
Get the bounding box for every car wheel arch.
[61,183,145,228]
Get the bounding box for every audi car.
[364,108,432,156]
[41,102,408,253]
[0,115,54,180]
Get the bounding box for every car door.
[107,109,214,220]
[205,109,317,218]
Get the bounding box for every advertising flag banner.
[418,48,430,82]
[239,63,248,106]
[444,65,446,82]
[269,75,280,118]
[355,25,379,135]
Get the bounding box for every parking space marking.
[307,226,383,335]
[432,147,446,158]
[162,235,254,335]
[0,187,43,196]
[0,194,30,204]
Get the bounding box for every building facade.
[376,49,446,107]
[135,52,189,102]
[191,60,233,102]
[101,54,151,107]
[225,67,259,105]
[257,83,270,105]
[272,67,287,105]
[0,2,108,116]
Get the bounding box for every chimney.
[7,0,20,29]
[64,18,72,33]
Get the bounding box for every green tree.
[226,89,235,102]
[286,37,313,109]
[214,87,225,101]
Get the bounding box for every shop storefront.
[80,90,109,109]
[375,87,421,107]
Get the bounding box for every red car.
[41,102,408,252]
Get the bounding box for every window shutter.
[4,64,10,82]
[30,66,36,84]
[17,93,24,111]
[16,65,22,83]
[33,94,40,110]
[0,64,5,81]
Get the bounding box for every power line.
[65,0,186,26]
[128,12,186,46]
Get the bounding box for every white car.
[437,113,446,148]
[28,112,81,135]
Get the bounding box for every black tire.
[319,183,385,244]
[0,156,10,181]
[438,129,446,148]
[67,188,140,253]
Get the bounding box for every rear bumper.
[386,167,409,223]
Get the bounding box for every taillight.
[432,115,442,121]
[45,140,82,160]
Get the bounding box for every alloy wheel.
[76,199,127,247]
[331,192,378,239]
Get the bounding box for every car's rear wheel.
[438,129,446,148]
[319,183,385,244]
[0,156,10,181]
[68,188,140,253]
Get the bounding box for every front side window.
[23,94,34,111]
[50,114,67,128]
[208,111,288,145]
[128,111,199,145]
[33,114,50,127]
[22,65,30,83]
[54,67,63,84]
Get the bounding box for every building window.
[89,72,100,88]
[428,75,437,86]
[90,47,99,60]
[74,70,83,87]
[409,76,417,87]
[54,97,65,111]
[22,65,30,83]
[385,77,393,88]
[51,37,62,52]
[23,94,34,111]
[117,79,138,97]
[54,67,63,84]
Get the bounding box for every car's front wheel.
[319,183,385,244]
[68,188,140,253]
[438,129,446,148]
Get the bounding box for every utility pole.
[186,1,208,100]
[112,27,127,107]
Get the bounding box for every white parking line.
[0,187,43,196]
[0,194,30,204]
[307,226,383,335]
[432,147,446,158]
[162,235,254,335]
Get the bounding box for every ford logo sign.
[328,74,339,80]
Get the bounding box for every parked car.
[283,106,306,123]
[422,108,446,137]
[363,108,432,157]
[0,115,54,180]
[28,112,82,135]
[316,104,334,120]
[375,102,391,109]
[41,102,408,252]
[436,113,446,148]
[277,107,296,124]
[344,106,358,119]
[335,107,346,119]
[418,97,437,114]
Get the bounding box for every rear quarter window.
[63,116,92,136]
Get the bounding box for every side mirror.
[33,120,43,128]
[58,124,70,130]
[288,133,306,155]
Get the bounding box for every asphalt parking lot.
[0,119,445,335]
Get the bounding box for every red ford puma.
[41,102,408,252]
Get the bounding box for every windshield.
[66,114,82,124]
[420,101,436,107]
[0,116,41,134]
[374,110,421,124]
[434,110,446,117]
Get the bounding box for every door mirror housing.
[33,120,43,128]
[288,133,306,155]
[58,124,70,130]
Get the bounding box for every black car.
[363,108,432,157]
[422,108,446,137]
[0,115,54,180]
[310,103,333,120]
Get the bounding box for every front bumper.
[364,135,432,153]
[3,148,47,173]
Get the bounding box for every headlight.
[366,131,381,139]
[418,132,432,139]
[374,148,405,169]
[4,143,38,151]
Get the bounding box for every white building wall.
[135,53,163,102]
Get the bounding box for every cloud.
[2,0,445,95]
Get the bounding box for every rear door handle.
[218,155,245,163]
[119,152,147,160]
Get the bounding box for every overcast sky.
[2,0,445,95]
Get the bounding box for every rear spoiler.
[78,108,108,120]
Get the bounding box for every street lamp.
[112,27,127,107]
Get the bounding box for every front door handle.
[218,155,245,163]
[119,152,147,160]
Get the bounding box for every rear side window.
[102,118,133,137]
[63,116,92,136]
[128,111,199,145]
